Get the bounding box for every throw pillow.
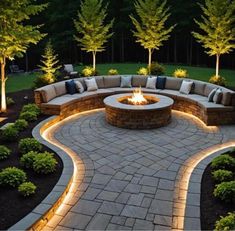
[85,78,98,91]
[146,77,157,89]
[120,76,132,88]
[75,81,85,93]
[179,80,193,94]
[213,88,223,104]
[156,76,166,89]
[208,88,218,102]
[65,80,77,95]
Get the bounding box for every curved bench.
[34,75,235,126]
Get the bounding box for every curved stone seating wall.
[34,75,235,126]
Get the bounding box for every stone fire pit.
[104,93,174,129]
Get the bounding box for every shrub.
[33,75,52,88]
[33,152,58,174]
[0,145,11,160]
[0,167,27,187]
[21,104,41,116]
[18,181,37,197]
[108,69,119,75]
[211,154,235,170]
[209,75,226,86]
[19,111,38,122]
[6,97,15,106]
[81,66,98,77]
[19,138,42,154]
[1,125,19,142]
[215,212,235,231]
[137,67,148,76]
[14,119,28,131]
[20,151,38,169]
[213,181,235,203]
[173,68,188,78]
[212,169,234,183]
[149,62,165,75]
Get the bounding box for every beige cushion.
[75,81,84,93]
[213,88,223,104]
[95,76,105,88]
[179,80,193,94]
[53,82,66,96]
[104,76,121,88]
[199,101,234,112]
[75,78,87,90]
[193,81,206,95]
[120,76,132,88]
[85,78,98,91]
[204,84,216,96]
[165,78,183,90]
[221,92,232,106]
[44,96,75,106]
[146,77,157,89]
[132,75,147,87]
[41,85,57,103]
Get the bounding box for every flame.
[128,87,147,105]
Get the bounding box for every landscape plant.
[215,212,235,231]
[0,145,11,160]
[18,182,37,197]
[19,138,42,154]
[14,119,28,132]
[212,169,234,183]
[173,68,188,78]
[213,181,235,203]
[1,125,19,142]
[211,154,235,170]
[19,111,38,122]
[20,151,38,169]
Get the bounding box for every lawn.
[5,63,235,93]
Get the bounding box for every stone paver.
[46,110,235,230]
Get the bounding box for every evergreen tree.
[38,41,61,84]
[0,0,47,112]
[192,0,235,77]
[74,0,114,71]
[130,0,174,72]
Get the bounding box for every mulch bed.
[200,151,235,230]
[0,89,63,229]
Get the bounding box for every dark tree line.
[15,0,235,70]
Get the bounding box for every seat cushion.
[53,81,66,96]
[221,91,232,106]
[165,77,183,90]
[96,89,114,95]
[132,75,147,87]
[204,84,217,96]
[103,76,121,88]
[160,89,181,98]
[192,81,206,95]
[198,101,234,112]
[109,88,133,93]
[41,85,57,103]
[44,96,76,106]
[95,76,105,88]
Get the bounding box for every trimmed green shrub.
[20,151,38,169]
[108,69,119,75]
[149,62,165,75]
[21,104,41,116]
[212,169,234,183]
[0,145,11,160]
[33,152,58,174]
[6,97,15,106]
[211,154,235,170]
[213,181,235,203]
[19,111,37,122]
[215,212,235,231]
[0,167,27,187]
[209,75,226,86]
[14,119,28,131]
[18,181,37,197]
[1,125,19,142]
[19,138,42,154]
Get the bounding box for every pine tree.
[130,0,175,72]
[74,0,114,71]
[0,0,47,112]
[192,0,235,77]
[38,41,61,84]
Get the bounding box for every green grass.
[5,63,235,93]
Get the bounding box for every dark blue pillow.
[156,76,166,89]
[65,80,77,94]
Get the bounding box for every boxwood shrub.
[18,181,37,197]
[211,154,235,170]
[213,181,235,203]
[20,151,38,169]
[19,111,37,122]
[19,138,42,154]
[1,125,19,142]
[212,169,234,183]
[21,104,41,116]
[215,212,235,231]
[14,119,28,131]
[0,145,11,160]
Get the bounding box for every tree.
[130,0,174,71]
[0,0,47,112]
[74,0,114,71]
[192,0,235,77]
[37,41,61,85]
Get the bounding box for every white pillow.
[84,78,98,91]
[179,80,193,94]
[146,77,157,89]
[75,81,84,93]
[120,76,132,88]
[213,88,223,104]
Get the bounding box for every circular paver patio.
[42,109,235,230]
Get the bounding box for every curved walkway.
[42,109,235,230]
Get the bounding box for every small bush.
[14,119,28,131]
[0,167,27,187]
[33,152,58,174]
[20,151,38,169]
[21,104,41,116]
[18,181,37,197]
[1,125,19,142]
[137,67,148,76]
[209,75,226,86]
[213,181,235,203]
[211,154,235,170]
[215,212,235,231]
[108,69,119,75]
[81,66,98,77]
[173,68,188,78]
[19,111,37,122]
[19,138,42,154]
[149,62,165,75]
[6,97,15,106]
[0,145,11,160]
[34,75,53,88]
[212,169,234,183]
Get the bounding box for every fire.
[128,87,147,105]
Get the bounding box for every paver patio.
[42,109,235,230]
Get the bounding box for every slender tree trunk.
[148,48,152,74]
[216,54,220,77]
[1,57,6,112]
[92,51,96,71]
